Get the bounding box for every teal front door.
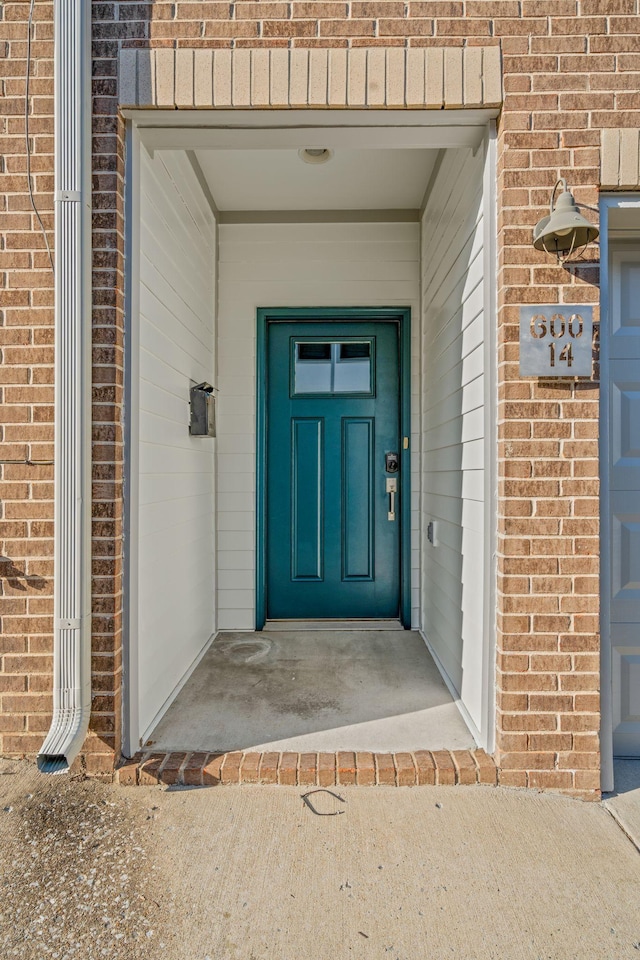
[266,320,401,620]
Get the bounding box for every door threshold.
[263,619,405,632]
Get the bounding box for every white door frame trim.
[122,121,141,758]
[482,121,498,756]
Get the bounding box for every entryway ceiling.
[194,148,438,211]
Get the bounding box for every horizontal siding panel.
[421,406,484,451]
[422,437,484,473]
[143,152,215,247]
[217,569,254,591]
[219,260,419,283]
[140,270,213,358]
[139,378,191,426]
[137,148,217,739]
[421,144,486,732]
[140,472,214,506]
[423,364,484,415]
[422,282,484,364]
[423,467,484,503]
[422,213,483,309]
[161,152,217,239]
[217,590,255,610]
[220,221,420,244]
[140,203,213,285]
[218,281,417,309]
[421,202,483,303]
[140,441,215,475]
[216,395,256,418]
[423,492,484,532]
[217,531,254,551]
[216,432,256,455]
[216,511,255,532]
[217,491,256,513]
[217,473,255,494]
[220,240,420,264]
[217,611,255,630]
[140,495,215,533]
[216,219,420,626]
[217,337,256,360]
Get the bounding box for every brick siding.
[117,748,500,789]
[3,0,639,796]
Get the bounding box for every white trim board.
[122,112,499,756]
[123,107,498,156]
[136,124,490,154]
[124,108,498,129]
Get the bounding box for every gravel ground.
[0,758,177,960]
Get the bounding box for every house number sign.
[519,306,593,377]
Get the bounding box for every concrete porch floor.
[148,630,476,753]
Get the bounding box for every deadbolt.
[385,452,399,473]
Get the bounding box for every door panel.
[266,321,400,620]
[291,418,323,580]
[610,245,640,755]
[610,369,640,491]
[611,257,640,355]
[342,418,374,581]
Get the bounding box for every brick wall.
[0,0,124,777]
[2,0,639,793]
[0,0,57,756]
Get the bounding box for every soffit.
[194,147,437,212]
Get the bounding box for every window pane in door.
[294,341,372,395]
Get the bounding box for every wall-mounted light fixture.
[189,382,217,437]
[533,178,599,262]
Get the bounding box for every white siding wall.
[137,149,217,739]
[217,220,421,629]
[420,146,487,734]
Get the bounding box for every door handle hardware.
[386,478,397,521]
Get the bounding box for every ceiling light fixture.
[298,147,334,165]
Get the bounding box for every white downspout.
[37,0,92,773]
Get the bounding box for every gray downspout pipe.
[37,0,92,773]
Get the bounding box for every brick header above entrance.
[601,128,640,191]
[118,46,502,111]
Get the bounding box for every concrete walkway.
[149,630,475,753]
[1,758,640,960]
[605,759,640,851]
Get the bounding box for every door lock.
[385,452,399,473]
[386,478,397,521]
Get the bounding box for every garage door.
[609,243,640,757]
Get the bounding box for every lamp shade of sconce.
[533,179,599,260]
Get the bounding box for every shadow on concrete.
[605,758,640,799]
[603,759,640,852]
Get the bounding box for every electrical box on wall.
[189,382,216,437]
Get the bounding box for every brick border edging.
[117,749,498,788]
